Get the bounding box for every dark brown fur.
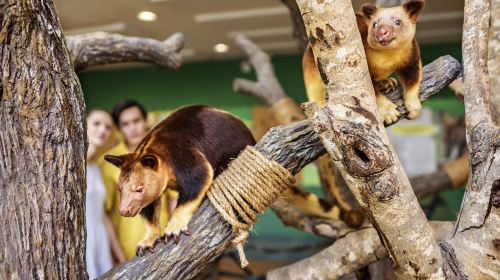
[105,105,255,253]
[134,105,255,206]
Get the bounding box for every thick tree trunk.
[0,0,87,278]
[446,0,500,278]
[297,0,445,278]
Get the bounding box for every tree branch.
[447,0,500,277]
[297,0,444,278]
[270,198,366,239]
[233,35,286,106]
[66,32,184,71]
[268,222,454,280]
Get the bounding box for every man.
[99,99,173,259]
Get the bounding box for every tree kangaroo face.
[361,1,423,50]
[105,153,168,217]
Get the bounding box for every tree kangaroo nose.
[378,27,389,38]
[119,208,130,216]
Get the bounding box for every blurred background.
[55,0,467,278]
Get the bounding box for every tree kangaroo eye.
[141,155,158,168]
[373,22,377,28]
[395,19,401,25]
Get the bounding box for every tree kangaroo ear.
[403,0,425,20]
[104,154,126,167]
[361,3,377,19]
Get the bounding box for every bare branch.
[66,32,184,71]
[296,0,444,277]
[268,222,454,280]
[271,198,365,239]
[447,0,500,277]
[454,0,500,233]
[233,35,286,105]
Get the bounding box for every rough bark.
[448,0,500,278]
[0,0,87,278]
[488,0,500,124]
[297,0,444,278]
[66,32,184,71]
[268,222,454,280]
[280,0,309,52]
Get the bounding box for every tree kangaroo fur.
[303,0,425,124]
[105,105,255,255]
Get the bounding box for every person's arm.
[103,213,126,264]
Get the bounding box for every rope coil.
[207,146,295,267]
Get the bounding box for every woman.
[86,110,125,279]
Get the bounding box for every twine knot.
[207,146,294,267]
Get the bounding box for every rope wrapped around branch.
[207,146,295,267]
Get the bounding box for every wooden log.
[297,0,445,277]
[66,32,184,71]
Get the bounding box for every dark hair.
[111,99,147,126]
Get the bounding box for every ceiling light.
[138,11,157,22]
[195,6,288,23]
[213,43,229,53]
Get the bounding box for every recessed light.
[138,11,157,22]
[213,43,229,53]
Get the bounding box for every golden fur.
[303,0,425,124]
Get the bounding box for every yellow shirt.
[98,141,173,259]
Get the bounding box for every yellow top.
[98,141,173,259]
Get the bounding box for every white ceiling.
[54,0,465,62]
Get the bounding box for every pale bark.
[297,0,444,278]
[66,32,184,71]
[268,222,454,280]
[0,0,87,278]
[489,0,500,123]
[447,0,500,278]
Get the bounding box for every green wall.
[79,42,465,261]
[80,42,462,111]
